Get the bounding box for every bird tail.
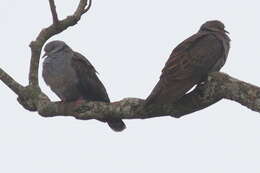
[145,78,198,105]
[107,119,126,132]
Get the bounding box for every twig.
[48,0,59,25]
[83,0,92,14]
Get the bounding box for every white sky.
[1,0,260,172]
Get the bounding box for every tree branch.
[48,0,59,25]
[82,0,92,14]
[0,67,25,95]
[35,72,260,120]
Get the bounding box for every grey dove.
[42,40,126,132]
[145,20,230,105]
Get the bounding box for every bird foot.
[74,98,86,107]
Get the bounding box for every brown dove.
[145,20,230,105]
[42,40,126,131]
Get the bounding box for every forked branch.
[28,0,92,87]
[0,1,259,130]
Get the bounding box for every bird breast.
[42,55,78,90]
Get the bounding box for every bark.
[1,0,259,129]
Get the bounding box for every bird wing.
[161,32,223,80]
[71,52,110,102]
[71,52,126,132]
[146,32,224,104]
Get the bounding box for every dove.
[146,20,230,105]
[42,40,126,131]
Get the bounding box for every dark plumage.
[42,40,126,131]
[146,20,230,105]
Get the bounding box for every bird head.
[199,20,229,34]
[41,40,71,58]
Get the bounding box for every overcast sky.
[1,0,260,172]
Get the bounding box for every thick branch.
[35,72,260,120]
[28,0,91,86]
[1,63,260,124]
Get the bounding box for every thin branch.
[0,67,24,95]
[48,0,59,25]
[83,0,92,14]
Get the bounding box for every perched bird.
[42,40,126,131]
[145,20,230,105]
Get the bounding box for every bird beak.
[41,52,47,58]
[224,29,230,34]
